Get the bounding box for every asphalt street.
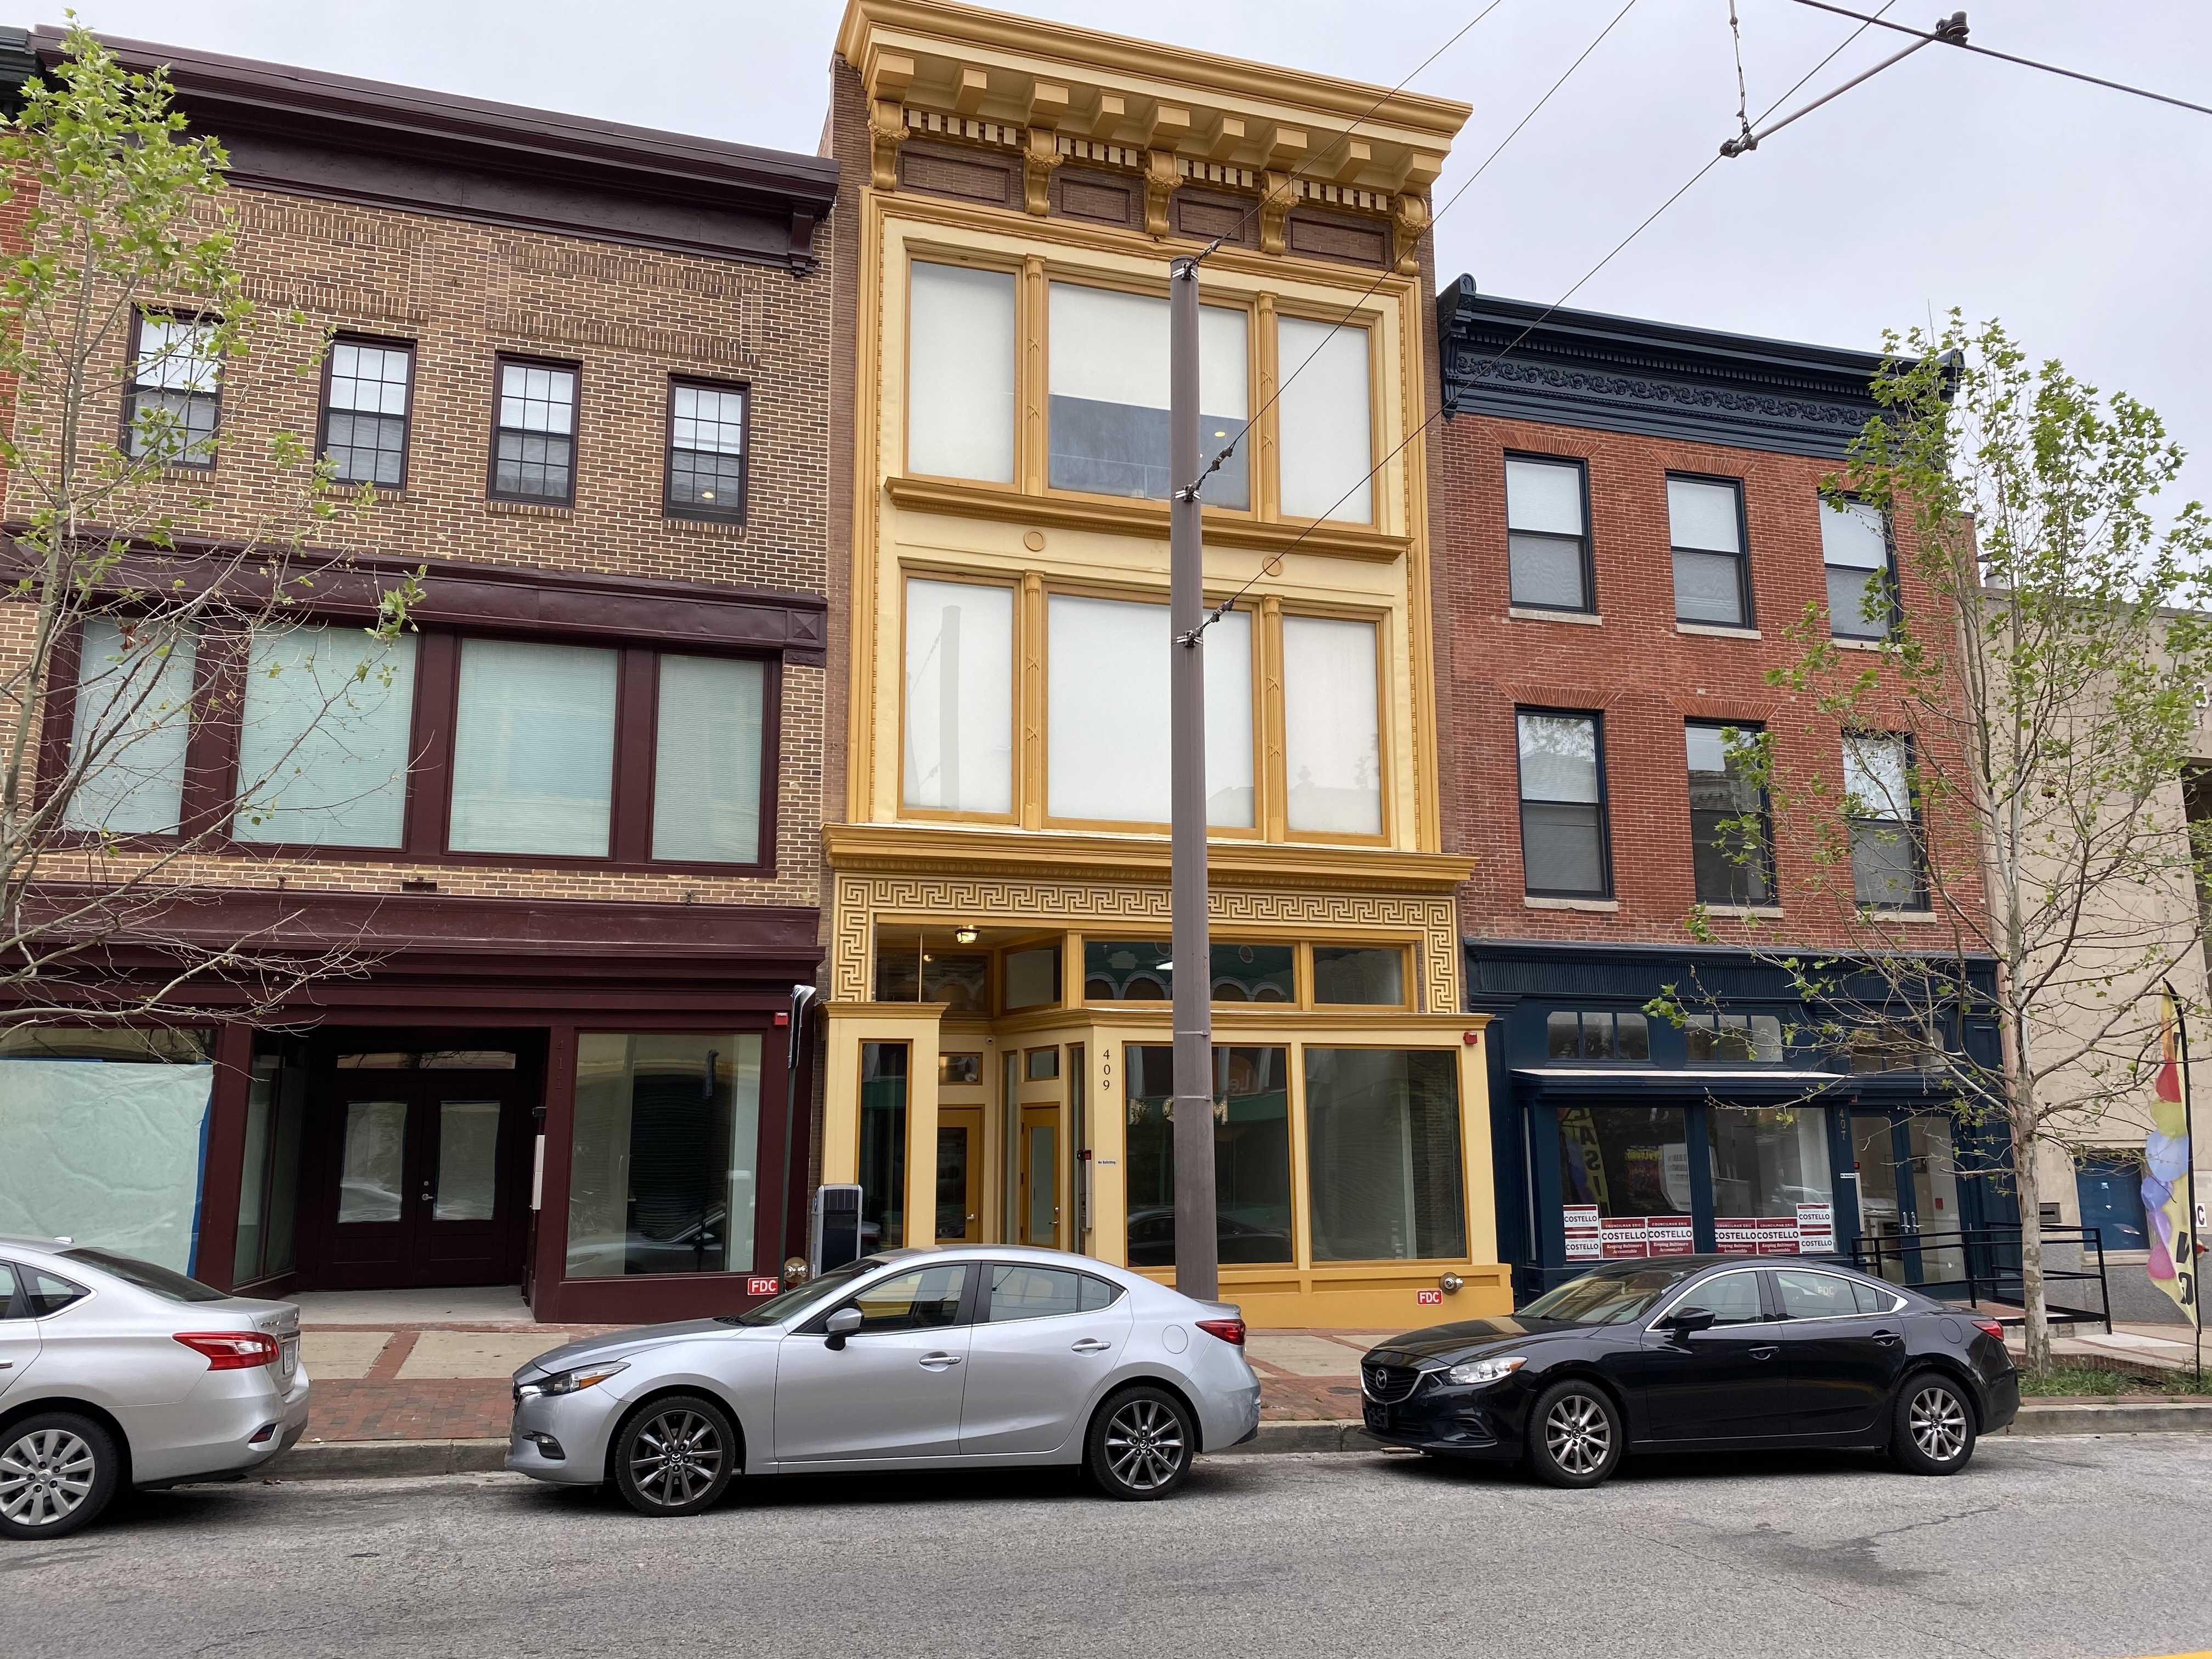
[9,1436,2209,1659]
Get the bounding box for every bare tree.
[1654,314,2212,1373]
[0,25,420,1036]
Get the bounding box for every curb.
[254,1400,2212,1482]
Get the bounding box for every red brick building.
[1431,278,2012,1295]
[0,32,838,1322]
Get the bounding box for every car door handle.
[1872,1330,1903,1346]
[1750,1346,1779,1361]
[918,1352,963,1370]
[1071,1338,1112,1354]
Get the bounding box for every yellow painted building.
[821,0,1499,1328]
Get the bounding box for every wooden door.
[936,1105,984,1243]
[1017,1103,1060,1249]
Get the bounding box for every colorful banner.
[2144,989,2200,1327]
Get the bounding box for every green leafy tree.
[1656,314,2212,1373]
[0,23,420,1031]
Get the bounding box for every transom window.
[322,339,414,487]
[1685,1013,1785,1064]
[1545,1010,1650,1063]
[125,313,221,467]
[491,357,579,504]
[1821,499,1893,640]
[1667,476,1750,628]
[666,379,748,522]
[1505,455,1592,612]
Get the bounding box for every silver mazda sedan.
[509,1244,1260,1513]
[0,1238,310,1539]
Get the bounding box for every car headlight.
[517,1361,628,1398]
[1444,1355,1526,1387]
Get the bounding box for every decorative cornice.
[824,820,1474,893]
[1436,276,1897,460]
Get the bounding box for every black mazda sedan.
[1361,1256,2019,1487]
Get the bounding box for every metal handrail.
[1847,1223,2112,1333]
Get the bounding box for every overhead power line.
[1792,0,2212,120]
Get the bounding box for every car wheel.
[610,1393,738,1517]
[1525,1380,1622,1489]
[0,1412,120,1540]
[1891,1373,1976,1476]
[1087,1386,1195,1500]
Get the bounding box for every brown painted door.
[323,1072,526,1288]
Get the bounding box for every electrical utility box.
[811,1183,863,1274]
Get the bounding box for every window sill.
[1525,895,1618,913]
[1508,606,1602,626]
[487,497,575,520]
[1676,622,1761,640]
[666,513,749,535]
[1831,635,1889,652]
[1875,909,1944,924]
[1703,905,1783,919]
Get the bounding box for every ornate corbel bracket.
[869,98,904,191]
[1392,193,1429,276]
[1258,171,1294,256]
[1024,127,1062,216]
[1144,149,1179,237]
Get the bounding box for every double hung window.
[125,314,221,467]
[1668,476,1750,627]
[1504,456,1592,611]
[1685,721,1774,907]
[1821,499,1893,640]
[490,358,578,504]
[1516,710,1610,898]
[1842,734,1925,909]
[321,340,414,487]
[665,379,749,522]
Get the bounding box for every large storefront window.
[234,1048,307,1284]
[1125,1045,1292,1267]
[1709,1105,1835,1254]
[858,1042,910,1251]
[1559,1105,1694,1259]
[567,1032,762,1278]
[1304,1048,1466,1261]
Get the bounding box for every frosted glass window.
[1277,317,1373,523]
[64,618,197,834]
[904,579,1014,814]
[1822,499,1891,640]
[1047,283,1249,508]
[338,1099,405,1223]
[233,627,416,848]
[448,639,617,855]
[1506,456,1590,612]
[1668,476,1749,627]
[1282,615,1381,836]
[434,1099,500,1221]
[909,262,1015,483]
[652,654,766,864]
[1046,594,1253,827]
[567,1032,762,1278]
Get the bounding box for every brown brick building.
[1431,279,2016,1296]
[0,31,839,1322]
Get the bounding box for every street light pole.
[1168,250,1219,1302]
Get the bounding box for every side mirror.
[824,1306,863,1350]
[1661,1306,1718,1336]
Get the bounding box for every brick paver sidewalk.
[298,1322,1378,1444]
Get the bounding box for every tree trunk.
[2013,1117,2050,1373]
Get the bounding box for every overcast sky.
[59,0,2212,510]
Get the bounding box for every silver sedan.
[508,1244,1261,1513]
[0,1238,309,1539]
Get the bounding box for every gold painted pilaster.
[1020,254,1047,495]
[1019,569,1046,829]
[1260,594,1287,842]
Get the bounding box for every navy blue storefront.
[1469,941,2017,1301]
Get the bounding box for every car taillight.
[174,1331,279,1370]
[1971,1318,2005,1341]
[1195,1317,1246,1346]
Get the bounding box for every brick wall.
[2,181,834,915]
[1435,409,1987,951]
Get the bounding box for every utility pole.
[1167,250,1220,1301]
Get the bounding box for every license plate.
[279,1335,299,1381]
[1363,1402,1386,1431]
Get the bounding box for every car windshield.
[62,1248,229,1304]
[718,1257,885,1327]
[1519,1265,1701,1325]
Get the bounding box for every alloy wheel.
[1909,1385,1968,1463]
[1543,1393,1611,1478]
[0,1428,96,1530]
[1103,1398,1187,1492]
[628,1409,725,1509]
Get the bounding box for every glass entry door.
[936,1105,984,1243]
[1018,1103,1060,1248]
[323,1071,525,1288]
[1848,1113,1967,1286]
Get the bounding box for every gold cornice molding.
[884,475,1410,564]
[823,820,1475,893]
[837,0,1466,195]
